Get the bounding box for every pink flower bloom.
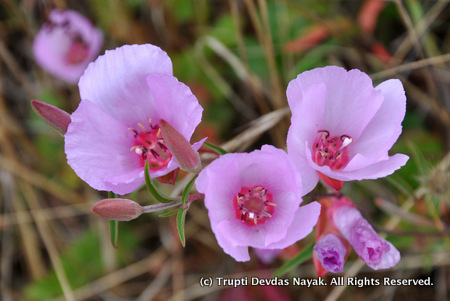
[195,145,321,262]
[33,9,103,83]
[333,205,400,270]
[313,233,347,273]
[286,66,409,193]
[65,44,203,195]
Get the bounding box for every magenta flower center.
[130,121,172,170]
[65,36,89,65]
[312,130,352,170]
[233,186,276,226]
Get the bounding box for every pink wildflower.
[65,44,203,195]
[33,9,103,83]
[333,205,400,270]
[195,145,321,262]
[286,66,409,193]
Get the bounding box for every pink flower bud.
[92,198,144,221]
[31,100,71,135]
[159,119,202,173]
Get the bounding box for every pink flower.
[33,9,103,83]
[313,233,347,273]
[65,44,203,195]
[286,66,409,193]
[333,205,400,270]
[195,145,321,262]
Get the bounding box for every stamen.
[312,130,352,170]
[233,186,275,226]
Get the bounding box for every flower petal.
[146,73,202,139]
[287,66,383,140]
[266,201,321,249]
[78,44,173,126]
[65,100,143,194]
[348,79,406,161]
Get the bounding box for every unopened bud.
[31,100,71,135]
[159,119,202,173]
[92,198,144,221]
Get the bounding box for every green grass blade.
[204,142,228,155]
[274,243,314,277]
[182,175,198,205]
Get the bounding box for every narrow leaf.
[144,160,178,203]
[109,220,119,249]
[176,209,188,247]
[204,142,228,155]
[182,175,198,205]
[274,243,314,277]
[31,100,71,135]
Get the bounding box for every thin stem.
[142,200,182,213]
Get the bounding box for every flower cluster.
[33,30,408,268]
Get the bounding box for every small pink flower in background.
[195,145,321,262]
[333,205,400,270]
[33,9,103,83]
[313,233,347,273]
[286,66,409,193]
[254,248,282,264]
[65,44,203,195]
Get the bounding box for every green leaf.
[144,160,178,203]
[176,209,188,247]
[182,175,198,205]
[109,220,119,249]
[204,142,228,155]
[274,243,314,277]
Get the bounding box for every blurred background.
[0,0,449,300]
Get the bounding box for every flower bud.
[159,119,201,173]
[314,234,347,274]
[92,198,144,221]
[31,100,71,135]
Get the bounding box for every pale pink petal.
[79,44,173,126]
[337,153,409,180]
[348,79,406,161]
[217,220,267,248]
[266,201,321,249]
[65,100,143,194]
[287,66,383,139]
[213,223,251,262]
[196,157,241,222]
[146,73,203,138]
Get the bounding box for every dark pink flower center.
[233,186,276,226]
[65,36,89,65]
[312,130,352,170]
[130,121,172,170]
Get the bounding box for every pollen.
[233,186,275,226]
